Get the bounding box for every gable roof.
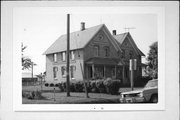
[43,24,104,55]
[113,32,128,44]
[113,32,145,56]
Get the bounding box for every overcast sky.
[14,7,157,75]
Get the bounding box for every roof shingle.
[43,24,104,55]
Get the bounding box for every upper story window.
[129,50,133,59]
[62,52,66,61]
[104,46,110,57]
[70,51,75,60]
[94,45,100,57]
[121,49,125,58]
[53,53,57,62]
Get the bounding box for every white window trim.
[62,52,66,61]
[53,53,57,62]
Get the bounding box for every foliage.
[51,78,121,94]
[22,90,44,100]
[90,80,98,93]
[103,78,121,95]
[74,81,84,92]
[21,43,36,70]
[95,79,106,93]
[145,41,158,79]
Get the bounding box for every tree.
[145,41,158,79]
[21,43,36,70]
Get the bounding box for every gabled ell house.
[43,23,145,86]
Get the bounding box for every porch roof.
[85,58,124,65]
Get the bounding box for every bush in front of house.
[74,81,84,92]
[90,80,98,93]
[58,83,64,92]
[50,83,54,87]
[44,83,49,87]
[96,79,106,93]
[22,90,44,100]
[70,82,76,92]
[103,78,121,95]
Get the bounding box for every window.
[53,53,57,62]
[53,67,58,79]
[94,45,99,57]
[61,66,66,78]
[98,34,104,40]
[129,50,133,59]
[70,65,76,79]
[62,52,66,61]
[121,49,125,58]
[70,51,75,60]
[104,46,110,57]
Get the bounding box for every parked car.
[119,79,158,103]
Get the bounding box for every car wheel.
[150,94,158,103]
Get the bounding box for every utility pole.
[31,62,34,86]
[66,14,70,97]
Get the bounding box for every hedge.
[47,78,121,95]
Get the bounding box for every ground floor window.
[53,67,58,79]
[70,65,76,79]
[61,66,66,78]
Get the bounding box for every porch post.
[115,65,117,79]
[122,65,125,84]
[92,64,95,79]
[103,65,106,78]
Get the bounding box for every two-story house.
[43,23,145,86]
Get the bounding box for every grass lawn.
[22,85,142,104]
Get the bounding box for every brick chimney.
[112,30,116,35]
[81,22,85,31]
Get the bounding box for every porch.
[84,58,128,84]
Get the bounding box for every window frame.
[53,53,57,62]
[62,52,66,61]
[94,45,100,57]
[104,46,110,57]
[53,66,58,80]
[70,51,75,60]
[61,66,66,78]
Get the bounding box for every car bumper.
[119,97,145,103]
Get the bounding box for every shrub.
[58,83,64,92]
[104,78,121,95]
[70,83,76,92]
[74,81,84,92]
[44,83,49,87]
[55,84,59,87]
[62,82,67,92]
[22,90,44,100]
[96,79,106,93]
[50,83,54,87]
[90,80,98,93]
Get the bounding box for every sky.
[14,7,157,75]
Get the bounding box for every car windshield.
[145,80,158,88]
